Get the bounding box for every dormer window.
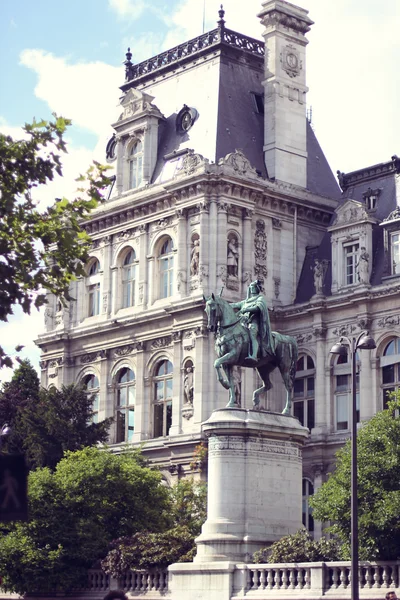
[362,187,381,212]
[344,242,359,285]
[391,233,400,274]
[128,139,143,189]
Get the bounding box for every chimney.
[258,0,313,188]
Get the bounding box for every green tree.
[0,359,40,453]
[0,447,171,594]
[102,478,207,574]
[0,360,112,469]
[19,384,113,470]
[0,115,111,367]
[311,397,400,560]
[253,528,340,563]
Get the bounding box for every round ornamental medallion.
[281,44,302,78]
[176,105,198,133]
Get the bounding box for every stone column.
[170,332,183,437]
[175,209,187,299]
[242,208,253,296]
[216,202,229,289]
[133,344,146,441]
[199,200,210,295]
[195,408,309,562]
[137,224,148,309]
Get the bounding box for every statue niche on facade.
[190,238,200,277]
[227,236,239,278]
[357,247,370,284]
[204,280,298,413]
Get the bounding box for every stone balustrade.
[3,562,399,600]
[234,562,400,597]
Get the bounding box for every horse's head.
[203,293,221,333]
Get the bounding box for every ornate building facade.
[37,1,400,537]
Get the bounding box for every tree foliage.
[0,360,112,469]
[0,447,171,594]
[253,528,340,563]
[102,478,207,574]
[311,397,400,560]
[0,115,111,367]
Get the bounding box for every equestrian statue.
[204,280,298,414]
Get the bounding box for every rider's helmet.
[247,279,262,298]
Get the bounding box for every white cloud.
[19,50,122,139]
[108,0,146,19]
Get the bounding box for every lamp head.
[0,424,11,437]
[330,340,348,356]
[357,332,376,350]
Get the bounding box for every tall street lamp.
[0,423,11,452]
[330,331,376,600]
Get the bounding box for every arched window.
[129,140,143,189]
[302,479,314,534]
[86,258,101,317]
[82,374,100,423]
[115,367,135,443]
[333,352,360,431]
[381,338,400,409]
[153,359,173,438]
[294,355,315,430]
[159,238,174,299]
[122,249,136,308]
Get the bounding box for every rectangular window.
[88,283,100,316]
[336,394,348,430]
[344,243,359,285]
[294,401,304,425]
[128,408,135,441]
[391,233,400,274]
[153,403,164,438]
[294,379,304,398]
[116,410,126,444]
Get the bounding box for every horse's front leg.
[214,350,237,390]
[223,365,236,409]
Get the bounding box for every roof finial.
[124,47,133,81]
[218,4,225,29]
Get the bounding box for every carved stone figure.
[313,259,324,295]
[357,247,369,284]
[184,366,194,404]
[227,237,239,277]
[232,366,242,407]
[204,284,298,413]
[190,238,200,277]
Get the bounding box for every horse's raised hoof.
[226,401,236,409]
[281,408,290,416]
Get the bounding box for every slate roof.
[295,158,400,303]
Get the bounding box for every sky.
[0,0,399,383]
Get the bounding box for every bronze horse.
[204,293,298,413]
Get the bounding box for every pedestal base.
[195,408,309,563]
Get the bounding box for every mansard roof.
[295,156,400,303]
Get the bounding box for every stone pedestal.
[195,408,309,563]
[169,407,308,600]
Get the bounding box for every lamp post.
[0,423,11,452]
[330,331,376,600]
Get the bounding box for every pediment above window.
[329,199,378,233]
[117,88,164,124]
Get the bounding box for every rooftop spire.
[124,47,133,80]
[217,4,225,29]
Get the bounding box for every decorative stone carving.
[383,206,400,224]
[254,264,268,281]
[183,366,194,405]
[296,332,312,344]
[254,220,267,261]
[332,324,357,336]
[271,217,282,229]
[151,336,172,349]
[280,44,302,78]
[217,265,227,283]
[273,276,281,299]
[172,331,182,342]
[80,350,107,364]
[377,315,400,327]
[219,149,258,176]
[176,149,209,176]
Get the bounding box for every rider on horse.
[230,279,274,363]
